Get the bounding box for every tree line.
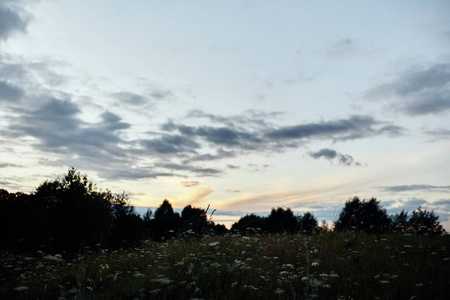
[0,168,445,257]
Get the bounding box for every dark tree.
[335,197,390,234]
[297,212,318,234]
[143,208,153,224]
[181,205,207,235]
[155,199,175,219]
[231,214,266,234]
[408,207,444,235]
[391,210,409,233]
[107,192,145,249]
[266,207,297,233]
[149,199,181,241]
[33,168,113,254]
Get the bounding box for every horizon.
[1,1,449,231]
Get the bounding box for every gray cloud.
[112,92,147,106]
[380,184,450,193]
[155,162,222,176]
[0,81,24,101]
[425,129,450,140]
[0,163,23,168]
[308,148,362,166]
[309,148,337,160]
[0,1,30,41]
[7,98,137,175]
[365,63,450,115]
[141,134,199,154]
[265,115,402,141]
[324,38,357,57]
[180,181,200,187]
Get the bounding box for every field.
[1,232,449,300]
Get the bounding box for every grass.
[1,232,449,299]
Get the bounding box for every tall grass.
[1,232,449,299]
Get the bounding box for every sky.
[1,0,450,229]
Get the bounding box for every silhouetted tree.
[143,208,153,224]
[181,205,207,235]
[335,197,390,235]
[231,214,266,234]
[391,210,409,233]
[297,212,318,234]
[267,207,297,233]
[33,168,113,254]
[149,199,181,241]
[107,192,145,248]
[409,207,444,235]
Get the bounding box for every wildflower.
[14,286,28,292]
[133,272,145,278]
[302,276,309,282]
[311,262,319,267]
[208,242,220,247]
[323,284,331,289]
[43,254,63,263]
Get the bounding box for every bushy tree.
[408,207,444,235]
[34,168,113,254]
[231,214,266,234]
[335,197,390,234]
[149,199,181,241]
[181,205,207,235]
[267,207,297,233]
[391,210,409,232]
[297,212,318,234]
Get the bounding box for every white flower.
[311,262,319,267]
[208,242,220,247]
[14,286,28,292]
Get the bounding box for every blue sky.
[1,0,450,228]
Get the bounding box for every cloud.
[379,184,450,193]
[309,148,337,160]
[308,148,363,166]
[0,1,30,41]
[141,134,199,154]
[0,163,23,168]
[0,81,24,102]
[112,92,147,106]
[323,38,357,57]
[265,115,403,141]
[425,129,450,140]
[365,63,450,115]
[180,181,200,187]
[155,162,222,176]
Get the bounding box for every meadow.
[1,231,449,300]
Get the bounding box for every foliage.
[1,232,449,299]
[408,207,444,235]
[231,214,266,234]
[334,196,391,234]
[266,207,298,233]
[297,212,318,234]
